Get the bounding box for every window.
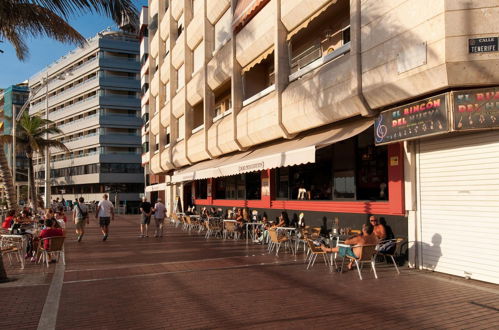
[142,141,149,153]
[165,127,170,146]
[213,81,231,118]
[177,65,185,90]
[195,179,208,199]
[242,51,274,100]
[164,38,170,57]
[214,9,231,52]
[154,135,159,153]
[177,115,185,140]
[176,13,184,40]
[275,127,388,201]
[191,102,204,131]
[288,2,350,74]
[193,42,204,74]
[214,173,261,200]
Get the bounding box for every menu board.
[453,87,499,131]
[374,93,449,145]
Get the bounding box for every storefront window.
[214,173,261,200]
[194,179,208,199]
[275,128,388,201]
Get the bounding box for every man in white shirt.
[95,194,114,241]
[152,198,167,238]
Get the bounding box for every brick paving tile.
[2,214,499,329]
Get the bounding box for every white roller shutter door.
[417,130,499,284]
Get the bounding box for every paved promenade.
[1,214,498,329]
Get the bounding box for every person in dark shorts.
[139,196,152,238]
[95,194,114,241]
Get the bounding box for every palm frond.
[0,2,86,60]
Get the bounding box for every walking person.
[152,198,166,238]
[73,197,89,242]
[139,196,152,237]
[95,194,114,241]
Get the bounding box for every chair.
[1,236,25,269]
[295,227,310,254]
[223,221,239,240]
[268,229,294,256]
[375,238,404,275]
[305,239,329,270]
[38,236,66,268]
[340,244,378,280]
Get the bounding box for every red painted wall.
[194,143,405,216]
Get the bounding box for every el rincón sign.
[374,94,449,145]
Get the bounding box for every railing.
[58,114,98,128]
[289,42,351,82]
[242,85,276,107]
[49,94,98,116]
[48,74,98,101]
[63,132,98,144]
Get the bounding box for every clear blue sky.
[0,1,147,88]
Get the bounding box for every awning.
[171,118,373,183]
[287,0,338,40]
[145,183,167,192]
[242,46,274,73]
[232,0,270,32]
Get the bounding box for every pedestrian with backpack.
[73,197,89,242]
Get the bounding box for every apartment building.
[0,84,29,200]
[29,30,143,209]
[143,0,499,284]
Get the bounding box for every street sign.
[469,37,498,53]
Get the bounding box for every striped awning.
[232,0,270,32]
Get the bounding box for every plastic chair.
[340,244,378,280]
[38,236,66,268]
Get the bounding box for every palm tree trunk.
[0,146,17,210]
[27,156,37,213]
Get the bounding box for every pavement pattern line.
[63,259,300,284]
[37,262,65,330]
[63,253,276,273]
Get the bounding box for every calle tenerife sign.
[374,93,449,145]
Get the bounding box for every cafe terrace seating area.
[171,208,405,280]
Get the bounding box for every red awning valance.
[232,0,270,33]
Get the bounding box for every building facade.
[142,0,499,283]
[0,84,30,201]
[29,31,144,208]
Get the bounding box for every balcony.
[100,94,141,109]
[99,56,140,71]
[160,14,170,41]
[100,133,141,146]
[140,36,149,57]
[187,129,209,163]
[237,90,281,147]
[160,102,171,127]
[187,9,204,50]
[172,87,186,118]
[100,114,142,127]
[282,51,355,133]
[142,151,150,164]
[150,151,162,174]
[150,32,159,59]
[150,111,160,135]
[207,112,238,157]
[62,133,99,150]
[58,114,99,134]
[207,0,230,24]
[171,0,183,21]
[186,68,204,106]
[171,39,185,70]
[49,95,99,122]
[150,70,160,97]
[160,148,173,170]
[281,0,331,32]
[160,55,170,84]
[235,3,275,68]
[207,41,231,90]
[47,75,99,107]
[100,75,140,90]
[172,139,189,167]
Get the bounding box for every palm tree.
[0,0,138,60]
[16,112,69,213]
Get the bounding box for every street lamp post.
[44,72,51,209]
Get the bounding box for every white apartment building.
[29,30,143,208]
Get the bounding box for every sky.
[0,0,147,88]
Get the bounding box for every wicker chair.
[268,229,293,256]
[305,239,329,270]
[1,235,25,269]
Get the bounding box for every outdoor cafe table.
[245,222,264,244]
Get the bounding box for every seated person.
[321,223,379,270]
[2,210,16,229]
[56,206,67,223]
[369,215,387,240]
[38,218,64,263]
[273,211,289,228]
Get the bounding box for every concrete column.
[230,0,244,151]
